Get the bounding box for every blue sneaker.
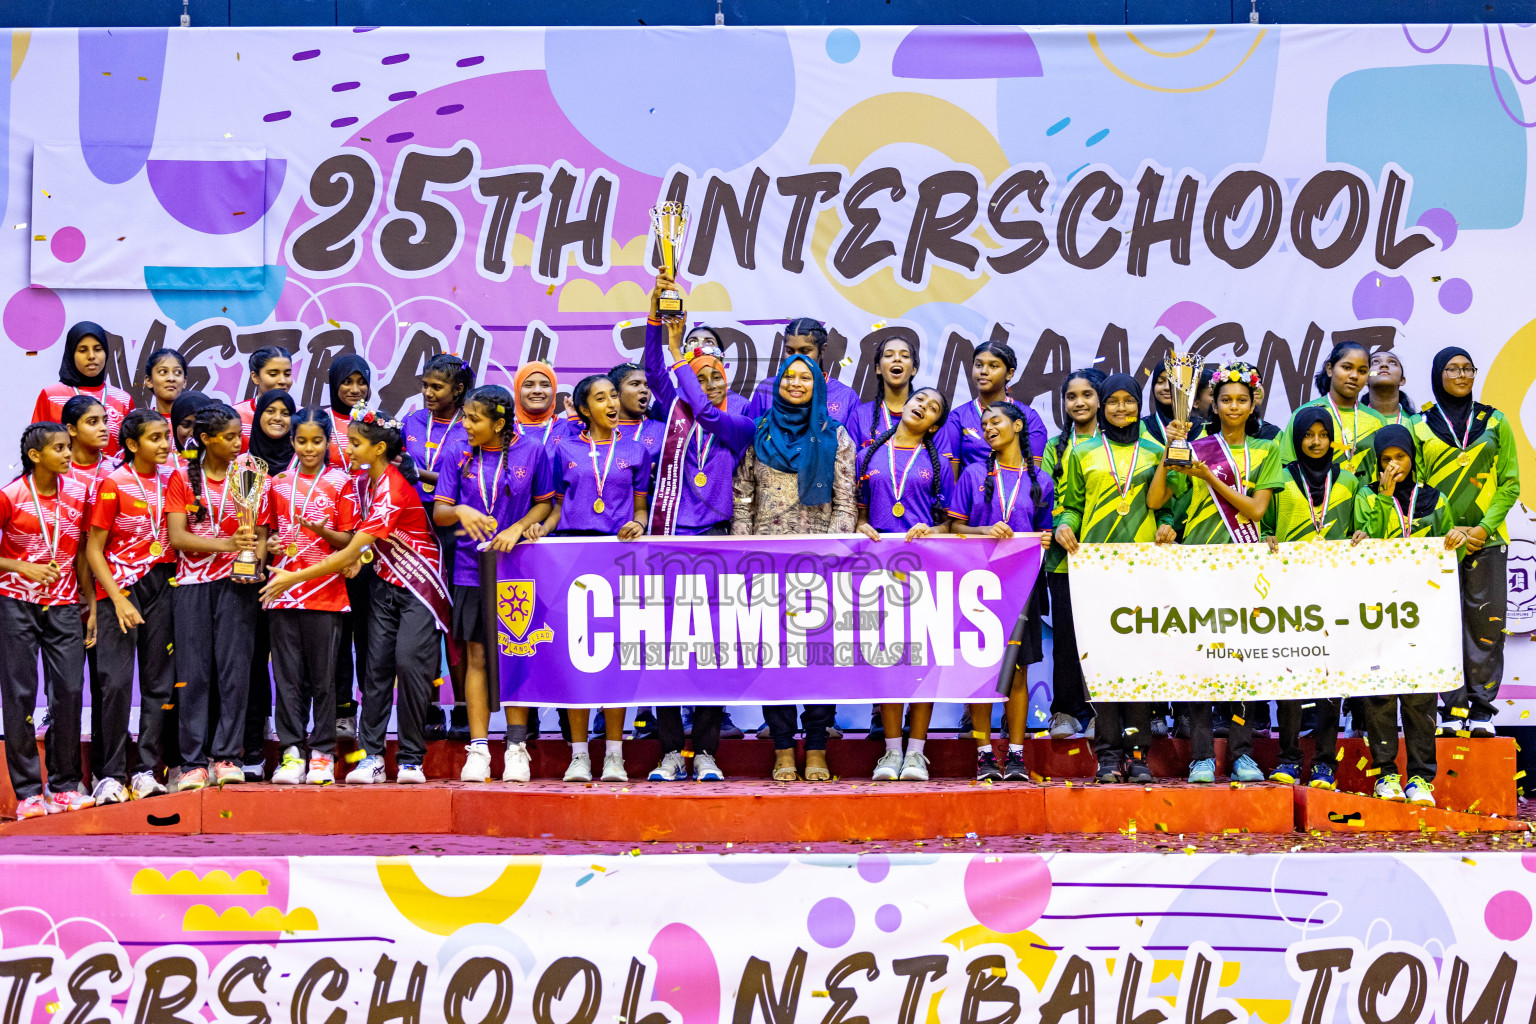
[1308,763,1336,790]
[1188,759,1215,784]
[1232,755,1264,783]
[1269,762,1301,785]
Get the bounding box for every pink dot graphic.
[50,226,86,263]
[3,286,66,350]
[1485,890,1531,942]
[964,853,1051,933]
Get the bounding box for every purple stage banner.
[493,535,1042,707]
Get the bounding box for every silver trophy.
[227,452,269,583]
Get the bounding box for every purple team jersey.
[432,435,555,586]
[858,441,956,531]
[552,435,653,534]
[401,408,468,508]
[949,461,1054,533]
[946,399,1048,470]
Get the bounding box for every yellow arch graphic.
[1480,316,1536,500]
[1127,29,1216,58]
[809,92,1011,317]
[1088,30,1268,94]
[376,858,542,937]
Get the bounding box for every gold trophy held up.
[1162,351,1203,468]
[650,201,690,319]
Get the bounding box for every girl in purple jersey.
[847,333,920,452]
[950,402,1054,783]
[856,386,954,784]
[946,341,1048,470]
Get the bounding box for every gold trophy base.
[1164,440,1194,467]
[230,557,262,583]
[657,289,684,317]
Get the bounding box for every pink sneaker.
[213,761,245,786]
[177,766,209,792]
[46,790,95,814]
[15,795,47,819]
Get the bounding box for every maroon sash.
[356,476,453,634]
[648,396,695,536]
[1190,434,1262,544]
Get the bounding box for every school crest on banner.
[498,579,552,657]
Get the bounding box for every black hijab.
[170,390,213,429]
[59,321,109,388]
[249,389,297,474]
[1097,373,1143,446]
[1286,405,1336,505]
[1425,346,1489,448]
[1372,424,1440,519]
[328,354,372,417]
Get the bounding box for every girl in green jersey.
[1284,340,1388,482]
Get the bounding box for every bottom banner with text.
[0,852,1531,1024]
[1070,538,1464,702]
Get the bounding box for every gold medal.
[48,560,59,572]
[423,481,434,493]
[359,547,374,564]
[694,471,708,488]
[892,501,906,519]
[593,498,606,514]
[1116,500,1130,516]
[149,541,163,557]
[285,543,299,557]
[1457,450,1472,467]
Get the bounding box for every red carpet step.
[1295,786,1529,834]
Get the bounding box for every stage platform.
[0,736,1518,840]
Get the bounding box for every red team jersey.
[236,398,256,449]
[329,410,353,468]
[32,383,134,459]
[263,466,359,612]
[357,466,441,590]
[0,475,90,605]
[167,467,271,585]
[89,462,176,595]
[63,455,119,503]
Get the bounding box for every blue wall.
[11,0,1536,26]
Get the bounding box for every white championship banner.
[1069,538,1463,702]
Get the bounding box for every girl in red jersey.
[0,422,95,817]
[235,347,295,450]
[85,409,179,802]
[31,321,134,460]
[143,348,187,420]
[261,410,450,786]
[326,354,374,735]
[167,403,269,791]
[263,409,359,786]
[62,395,119,498]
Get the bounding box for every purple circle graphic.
[857,854,890,883]
[1351,272,1414,324]
[964,853,1051,933]
[875,904,902,932]
[807,897,856,948]
[1415,207,1458,250]
[50,227,86,264]
[1485,890,1532,941]
[708,861,787,884]
[1438,278,1473,314]
[4,286,66,350]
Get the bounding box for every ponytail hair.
[61,393,105,430]
[572,374,608,431]
[292,408,333,464]
[870,334,920,441]
[120,408,167,455]
[187,402,239,524]
[785,317,828,352]
[606,362,644,392]
[248,345,292,374]
[981,401,1042,512]
[18,422,67,479]
[857,386,951,520]
[1314,340,1369,397]
[424,353,475,410]
[1050,368,1107,481]
[972,339,1018,376]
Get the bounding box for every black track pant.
[1047,573,1088,718]
[1444,544,1506,720]
[243,610,272,762]
[174,579,258,767]
[336,566,373,717]
[1091,701,1151,761]
[270,609,342,753]
[0,596,85,798]
[764,704,835,751]
[91,563,176,781]
[658,706,721,755]
[360,577,438,766]
[1361,692,1437,782]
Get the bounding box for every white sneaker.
[129,771,166,800]
[1374,773,1405,801]
[601,750,628,782]
[649,751,687,781]
[899,750,930,781]
[461,745,492,783]
[1083,717,1096,740]
[564,750,592,782]
[1469,718,1496,738]
[1404,776,1436,806]
[336,716,356,740]
[346,754,386,784]
[502,742,531,782]
[271,746,306,785]
[91,777,126,805]
[872,750,902,782]
[1048,712,1080,739]
[396,763,426,784]
[306,753,335,785]
[694,752,724,781]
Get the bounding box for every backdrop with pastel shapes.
[0,852,1534,1024]
[3,23,1536,719]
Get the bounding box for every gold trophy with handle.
[1163,351,1203,468]
[650,201,690,319]
[228,452,268,583]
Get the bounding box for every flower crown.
[685,336,726,365]
[350,404,402,430]
[1213,362,1262,390]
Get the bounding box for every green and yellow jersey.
[1411,406,1520,542]
[1254,455,1365,542]
[1055,431,1173,544]
[1280,395,1389,482]
[1171,434,1282,545]
[1357,483,1454,543]
[1041,428,1100,572]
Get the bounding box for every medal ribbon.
[587,434,619,504]
[1305,468,1335,537]
[288,468,326,551]
[424,414,460,472]
[692,425,715,481]
[886,443,925,508]
[1215,434,1250,488]
[477,447,506,511]
[27,477,62,565]
[996,463,1026,524]
[1098,434,1140,507]
[1326,395,1359,454]
[129,466,164,534]
[1393,483,1420,539]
